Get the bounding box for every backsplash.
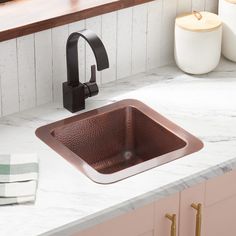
[0,0,218,117]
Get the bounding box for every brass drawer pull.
[191,203,202,236]
[165,213,177,236]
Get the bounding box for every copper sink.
[36,99,203,183]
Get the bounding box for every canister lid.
[224,0,236,4]
[176,11,222,32]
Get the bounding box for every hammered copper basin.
[36,99,203,183]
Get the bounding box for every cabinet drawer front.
[74,203,154,236]
[73,227,99,236]
[179,183,205,236]
[99,202,154,236]
[203,194,236,236]
[155,193,180,236]
[205,169,236,206]
[139,230,154,236]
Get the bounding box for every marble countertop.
[0,59,236,236]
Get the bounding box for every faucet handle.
[90,64,96,83]
[84,65,99,98]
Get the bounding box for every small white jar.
[175,12,222,75]
[219,0,236,62]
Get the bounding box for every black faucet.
[63,29,109,113]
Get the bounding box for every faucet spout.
[66,29,109,87]
[63,29,109,113]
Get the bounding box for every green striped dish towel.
[0,195,35,205]
[0,154,39,183]
[0,154,38,205]
[0,180,37,197]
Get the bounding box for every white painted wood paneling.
[205,0,218,13]
[0,72,1,117]
[177,0,192,15]
[101,12,117,84]
[85,16,102,85]
[147,0,163,70]
[161,0,177,66]
[17,35,36,111]
[52,25,68,103]
[0,39,19,116]
[132,4,148,75]
[69,20,86,83]
[35,29,53,106]
[0,0,220,117]
[117,7,133,80]
[192,0,205,11]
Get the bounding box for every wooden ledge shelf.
[0,0,154,42]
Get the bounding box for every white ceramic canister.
[175,11,222,75]
[219,0,236,62]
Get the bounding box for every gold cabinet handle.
[191,203,202,236]
[165,213,177,236]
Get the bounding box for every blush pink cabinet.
[155,193,180,236]
[99,202,154,236]
[203,195,236,236]
[179,183,205,236]
[74,169,236,236]
[139,232,154,236]
[179,170,236,236]
[74,201,155,236]
[202,170,236,236]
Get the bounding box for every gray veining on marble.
[0,58,236,236]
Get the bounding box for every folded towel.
[0,154,38,182]
[0,195,35,205]
[0,180,37,197]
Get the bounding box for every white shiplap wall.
[0,0,218,117]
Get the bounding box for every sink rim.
[35,99,204,184]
